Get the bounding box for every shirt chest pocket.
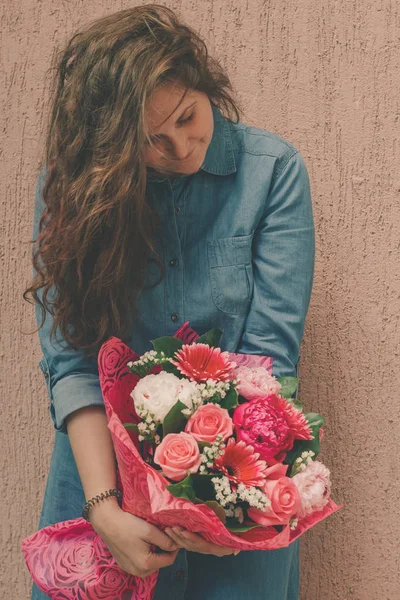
[207,233,254,314]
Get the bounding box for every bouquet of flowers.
[22,322,342,600]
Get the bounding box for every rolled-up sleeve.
[235,150,315,395]
[33,167,105,434]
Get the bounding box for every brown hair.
[23,4,241,358]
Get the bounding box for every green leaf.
[283,412,325,465]
[204,501,226,524]
[304,412,325,429]
[195,328,223,348]
[162,400,188,436]
[220,386,238,410]
[276,376,299,399]
[224,518,265,533]
[285,398,303,411]
[166,474,196,502]
[123,423,140,433]
[160,360,183,377]
[191,473,216,500]
[150,336,183,357]
[197,441,212,451]
[284,436,320,466]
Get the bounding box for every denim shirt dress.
[31,104,315,600]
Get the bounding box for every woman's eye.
[180,112,195,125]
[145,112,195,146]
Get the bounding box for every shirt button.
[171,313,179,322]
[169,258,179,267]
[175,570,185,581]
[175,206,181,215]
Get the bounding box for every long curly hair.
[23,4,241,359]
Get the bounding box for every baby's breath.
[195,380,231,404]
[199,435,225,474]
[134,405,160,443]
[211,476,238,506]
[236,483,271,510]
[290,451,315,476]
[127,351,169,377]
[211,474,271,517]
[224,502,245,522]
[179,390,204,418]
[234,506,244,523]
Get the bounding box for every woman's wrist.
[88,495,121,532]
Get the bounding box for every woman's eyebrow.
[177,101,196,121]
[150,101,196,139]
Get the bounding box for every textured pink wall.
[2,1,399,599]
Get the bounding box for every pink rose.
[185,403,233,443]
[247,463,301,526]
[291,460,331,518]
[234,366,281,401]
[233,394,313,466]
[154,432,201,481]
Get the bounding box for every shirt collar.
[146,103,236,183]
[199,103,237,176]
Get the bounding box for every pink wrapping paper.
[22,322,343,599]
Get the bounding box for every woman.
[25,5,315,599]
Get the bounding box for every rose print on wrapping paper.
[21,519,152,599]
[98,339,140,396]
[44,531,97,588]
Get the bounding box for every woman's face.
[143,82,214,176]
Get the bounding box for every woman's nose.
[169,134,191,160]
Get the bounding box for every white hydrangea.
[131,371,200,422]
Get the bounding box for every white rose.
[130,371,200,422]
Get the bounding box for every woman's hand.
[90,502,180,577]
[165,526,240,557]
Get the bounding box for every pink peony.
[233,366,282,401]
[153,432,202,482]
[247,463,301,526]
[233,394,314,466]
[213,438,268,487]
[131,371,200,422]
[185,403,233,443]
[170,343,237,383]
[291,460,331,518]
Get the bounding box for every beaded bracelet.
[82,488,122,522]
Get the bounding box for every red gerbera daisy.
[171,343,236,383]
[213,438,268,487]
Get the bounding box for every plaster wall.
[1,1,399,598]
